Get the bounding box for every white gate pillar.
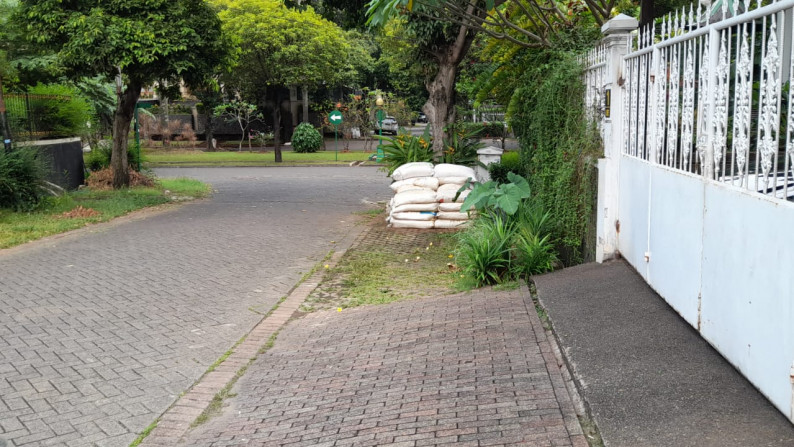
[596,14,637,263]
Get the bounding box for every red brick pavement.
[177,286,588,447]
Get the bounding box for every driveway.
[0,167,392,447]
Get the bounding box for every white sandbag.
[437,176,473,186]
[393,190,437,207]
[438,202,463,212]
[396,185,435,194]
[436,211,470,220]
[391,219,434,229]
[434,219,469,229]
[391,211,436,221]
[389,177,439,191]
[436,184,471,203]
[392,203,438,213]
[391,162,435,181]
[433,164,476,179]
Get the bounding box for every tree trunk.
[424,19,479,156]
[205,107,215,152]
[0,77,12,151]
[302,85,309,123]
[273,90,283,163]
[424,62,458,157]
[111,80,142,188]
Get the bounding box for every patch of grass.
[143,149,372,167]
[0,177,211,249]
[128,418,159,447]
[303,232,459,311]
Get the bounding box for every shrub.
[291,122,323,153]
[439,124,484,165]
[379,127,434,175]
[84,142,144,172]
[0,147,46,211]
[455,213,516,286]
[462,121,506,138]
[488,151,522,184]
[28,84,92,138]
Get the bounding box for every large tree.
[17,0,227,187]
[211,0,348,162]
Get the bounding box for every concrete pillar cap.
[602,14,639,34]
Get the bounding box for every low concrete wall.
[617,153,794,422]
[28,137,85,190]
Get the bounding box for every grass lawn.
[0,177,210,249]
[142,148,374,167]
[301,220,469,312]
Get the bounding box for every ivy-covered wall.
[509,50,602,265]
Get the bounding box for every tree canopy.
[17,0,227,187]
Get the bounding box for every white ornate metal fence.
[619,0,794,200]
[585,4,794,423]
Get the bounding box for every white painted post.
[476,146,504,182]
[596,14,638,263]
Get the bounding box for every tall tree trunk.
[205,107,215,152]
[273,90,283,163]
[111,80,142,188]
[0,77,12,151]
[424,17,479,156]
[424,62,458,157]
[302,85,309,123]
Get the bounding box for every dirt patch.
[59,206,101,219]
[86,168,156,189]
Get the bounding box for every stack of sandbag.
[387,162,438,229]
[433,164,476,229]
[386,162,477,229]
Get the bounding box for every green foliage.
[488,151,522,184]
[509,49,602,265]
[462,121,506,138]
[212,0,348,99]
[84,143,143,172]
[455,213,516,286]
[461,172,531,216]
[26,83,92,137]
[378,127,434,175]
[291,123,323,153]
[439,124,484,165]
[18,0,226,85]
[455,197,558,287]
[0,146,45,211]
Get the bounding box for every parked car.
[376,116,399,135]
[416,113,427,123]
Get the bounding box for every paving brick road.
[178,287,587,447]
[0,167,392,447]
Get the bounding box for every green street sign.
[329,110,343,126]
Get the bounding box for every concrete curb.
[139,220,375,446]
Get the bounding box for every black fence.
[3,92,73,141]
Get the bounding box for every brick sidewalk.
[177,235,587,446]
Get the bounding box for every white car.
[376,116,399,135]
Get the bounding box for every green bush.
[28,84,92,138]
[455,213,516,286]
[291,122,323,153]
[0,147,46,211]
[84,142,144,172]
[455,174,559,287]
[488,151,522,184]
[462,121,506,138]
[379,127,434,175]
[439,124,484,165]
